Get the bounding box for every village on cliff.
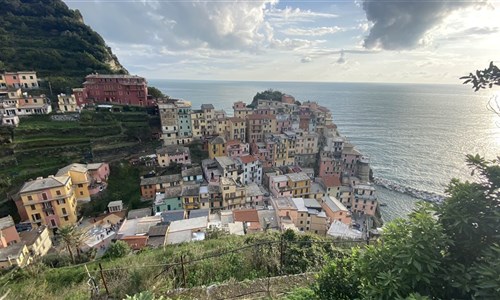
[0,71,379,269]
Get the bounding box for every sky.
[64,0,500,83]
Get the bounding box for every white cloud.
[266,6,338,25]
[283,26,344,36]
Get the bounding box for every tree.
[354,203,449,299]
[148,86,167,99]
[104,240,131,259]
[461,61,500,119]
[58,225,78,264]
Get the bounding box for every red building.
[81,74,154,107]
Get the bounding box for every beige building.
[19,225,52,258]
[271,197,328,235]
[246,114,277,143]
[0,244,31,269]
[57,93,78,112]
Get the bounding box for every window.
[78,184,83,188]
[62,208,67,215]
[31,205,36,210]
[80,191,83,196]
[28,195,33,201]
[56,190,61,196]
[64,216,69,221]
[42,193,48,201]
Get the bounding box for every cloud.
[70,0,278,52]
[361,0,486,50]
[266,6,338,25]
[283,26,344,36]
[301,56,312,63]
[461,26,499,35]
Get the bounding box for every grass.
[0,231,347,300]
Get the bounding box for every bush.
[104,240,131,259]
[42,253,72,268]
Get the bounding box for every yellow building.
[233,101,253,119]
[246,114,278,143]
[220,177,246,209]
[56,163,91,202]
[227,117,246,142]
[287,172,311,198]
[57,93,78,112]
[190,110,206,138]
[19,175,78,229]
[208,136,226,159]
[181,184,200,211]
[0,244,31,269]
[19,225,52,258]
[0,73,6,89]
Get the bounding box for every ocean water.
[149,79,500,221]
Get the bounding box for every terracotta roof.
[226,139,241,146]
[233,209,260,223]
[120,236,148,250]
[239,155,258,164]
[322,175,341,187]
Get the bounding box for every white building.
[236,155,262,185]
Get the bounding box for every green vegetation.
[104,240,131,259]
[286,156,500,300]
[188,140,209,165]
[0,110,161,219]
[249,89,284,107]
[148,86,168,99]
[80,161,149,217]
[0,0,127,94]
[0,231,352,299]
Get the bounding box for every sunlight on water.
[150,79,500,220]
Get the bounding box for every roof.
[233,209,260,223]
[0,244,26,261]
[238,155,258,164]
[157,145,189,156]
[118,215,161,237]
[215,156,236,167]
[189,209,210,219]
[107,200,123,208]
[182,166,203,177]
[19,226,47,246]
[56,163,87,176]
[208,184,221,194]
[310,182,325,194]
[161,210,185,224]
[148,225,168,237]
[323,196,348,212]
[86,163,105,170]
[168,216,208,232]
[322,175,341,187]
[286,172,310,182]
[163,186,183,199]
[327,220,362,240]
[271,175,288,183]
[0,216,15,230]
[85,74,145,79]
[246,183,264,197]
[271,197,297,210]
[291,198,308,212]
[210,136,226,145]
[201,104,214,110]
[20,176,69,193]
[303,198,322,209]
[181,184,200,197]
[257,210,279,230]
[127,208,151,219]
[140,174,182,186]
[120,236,149,250]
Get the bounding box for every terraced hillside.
[0,110,160,216]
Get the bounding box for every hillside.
[0,0,127,93]
[0,231,356,299]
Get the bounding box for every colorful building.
[156,145,191,167]
[246,114,277,143]
[18,175,78,229]
[56,163,91,202]
[236,155,262,185]
[140,174,182,200]
[0,216,20,248]
[81,74,152,107]
[57,94,79,112]
[208,136,226,159]
[2,71,38,89]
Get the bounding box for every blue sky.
[64,0,500,83]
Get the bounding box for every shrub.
[103,241,131,259]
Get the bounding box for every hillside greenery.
[0,231,356,299]
[0,109,161,220]
[0,0,127,94]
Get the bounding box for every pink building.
[82,74,154,107]
[269,175,292,198]
[87,162,110,195]
[72,88,86,107]
[0,216,21,248]
[226,140,250,158]
[321,196,351,225]
[157,145,191,167]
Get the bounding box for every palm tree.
[58,225,77,264]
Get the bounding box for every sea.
[149,79,500,222]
